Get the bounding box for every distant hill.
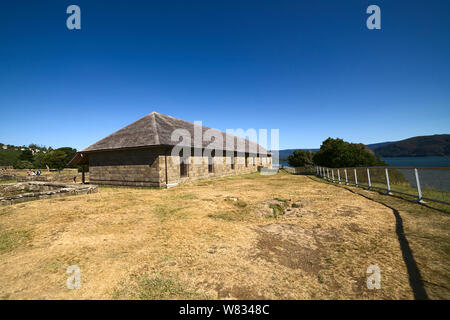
[278,148,319,160]
[366,141,393,150]
[278,135,450,159]
[278,142,389,160]
[373,134,450,157]
[0,143,49,167]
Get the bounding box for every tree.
[14,160,33,169]
[0,149,21,166]
[55,147,77,167]
[33,152,47,169]
[19,149,33,162]
[287,150,314,167]
[313,138,386,168]
[43,150,68,170]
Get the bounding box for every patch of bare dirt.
[345,222,365,234]
[216,285,268,299]
[252,223,342,276]
[335,205,362,217]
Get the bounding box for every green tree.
[0,149,21,166]
[287,150,314,167]
[55,147,77,167]
[313,138,387,168]
[14,160,33,169]
[19,149,34,162]
[43,150,68,170]
[33,152,47,169]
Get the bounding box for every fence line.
[315,165,450,206]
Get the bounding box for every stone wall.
[0,182,98,206]
[88,148,164,187]
[0,174,18,180]
[158,155,272,187]
[16,173,88,183]
[87,147,272,187]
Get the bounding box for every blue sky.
[0,0,449,150]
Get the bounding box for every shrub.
[287,150,314,167]
[313,138,386,168]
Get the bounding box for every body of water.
[276,157,450,197]
[277,156,450,168]
[381,156,450,167]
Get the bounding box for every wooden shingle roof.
[69,112,268,165]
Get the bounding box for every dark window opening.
[180,160,188,177]
[208,157,214,173]
[245,155,249,167]
[231,156,235,170]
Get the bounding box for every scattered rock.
[0,182,98,206]
[253,198,310,218]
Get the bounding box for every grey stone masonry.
[87,147,272,188]
[0,182,98,206]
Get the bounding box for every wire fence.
[316,166,450,205]
[280,165,316,175]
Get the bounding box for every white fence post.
[354,168,358,186]
[344,168,348,185]
[337,169,341,184]
[331,169,335,182]
[385,168,392,195]
[367,168,371,189]
[414,168,424,203]
[327,168,330,180]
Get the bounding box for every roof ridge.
[150,112,160,145]
[78,111,267,154]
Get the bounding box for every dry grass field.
[0,171,449,300]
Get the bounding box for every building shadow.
[342,187,429,300]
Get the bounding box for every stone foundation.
[0,182,98,206]
[16,173,88,183]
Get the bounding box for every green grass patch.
[0,229,31,254]
[269,203,284,218]
[232,172,265,180]
[193,180,214,186]
[112,274,201,299]
[165,193,198,200]
[208,206,250,222]
[152,204,189,221]
[362,181,450,205]
[273,197,290,203]
[225,198,248,208]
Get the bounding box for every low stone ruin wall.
[0,182,98,206]
[0,174,18,180]
[16,172,89,183]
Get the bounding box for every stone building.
[69,112,272,187]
